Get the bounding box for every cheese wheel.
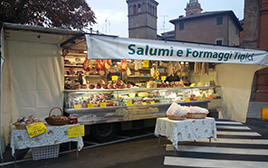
[137,92,149,97]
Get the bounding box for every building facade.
[243,0,268,50]
[243,0,268,118]
[126,0,158,39]
[170,11,242,46]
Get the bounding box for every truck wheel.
[91,123,118,142]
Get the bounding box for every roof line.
[170,10,243,31]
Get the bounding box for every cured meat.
[95,59,103,71]
[167,61,173,76]
[103,59,111,71]
[119,59,128,72]
[83,54,92,71]
[194,62,201,74]
[107,59,112,66]
[201,62,209,74]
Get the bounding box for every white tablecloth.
[154,117,217,149]
[10,124,84,156]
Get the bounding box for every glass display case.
[63,56,222,125]
[64,86,221,125]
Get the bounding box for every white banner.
[86,35,268,66]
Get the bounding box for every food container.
[185,113,208,119]
[68,116,78,124]
[45,107,69,126]
[167,115,185,120]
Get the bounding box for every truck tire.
[91,123,118,142]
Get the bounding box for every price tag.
[87,103,94,108]
[112,76,118,81]
[143,60,149,68]
[68,125,85,138]
[100,102,107,107]
[126,101,133,106]
[150,101,155,104]
[185,98,190,102]
[161,76,166,81]
[74,104,82,109]
[26,122,47,138]
[142,102,147,105]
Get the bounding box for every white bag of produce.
[166,102,188,116]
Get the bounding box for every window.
[217,17,223,25]
[138,4,141,13]
[179,23,184,30]
[133,5,136,14]
[216,40,223,45]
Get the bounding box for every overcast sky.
[86,0,244,37]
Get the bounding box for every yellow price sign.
[68,125,85,138]
[26,122,47,138]
[126,101,133,106]
[143,60,149,68]
[150,101,155,104]
[88,103,94,108]
[185,98,190,102]
[112,76,118,81]
[100,102,107,107]
[161,76,166,81]
[142,102,147,105]
[74,104,82,109]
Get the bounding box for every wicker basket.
[45,107,69,126]
[185,113,208,119]
[32,144,59,160]
[167,115,185,120]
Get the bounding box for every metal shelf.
[64,85,220,93]
[65,100,210,114]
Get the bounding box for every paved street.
[163,120,268,167]
[2,119,268,168]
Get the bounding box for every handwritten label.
[143,60,149,68]
[74,104,82,109]
[68,125,85,138]
[150,101,155,104]
[100,102,107,107]
[161,76,166,81]
[87,103,94,108]
[112,76,118,81]
[126,101,133,106]
[26,122,47,138]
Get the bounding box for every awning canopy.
[86,34,268,66]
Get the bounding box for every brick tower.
[185,0,203,16]
[126,0,158,39]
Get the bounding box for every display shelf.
[129,68,151,71]
[65,100,210,114]
[64,75,103,78]
[85,75,103,78]
[128,76,152,78]
[64,86,220,93]
[64,64,83,68]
